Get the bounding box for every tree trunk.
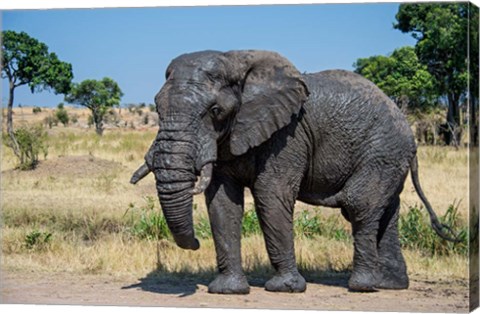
[7,81,21,158]
[92,108,104,136]
[472,97,479,147]
[446,92,462,147]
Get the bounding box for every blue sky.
[2,3,416,107]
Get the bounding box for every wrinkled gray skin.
[131,50,454,293]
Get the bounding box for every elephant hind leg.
[347,221,380,292]
[342,173,395,292]
[341,161,410,292]
[375,196,409,290]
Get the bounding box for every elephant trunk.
[131,115,217,250]
[152,130,200,250]
[157,180,199,250]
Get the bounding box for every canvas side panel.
[469,1,480,312]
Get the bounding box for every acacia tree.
[394,3,473,145]
[354,46,438,111]
[1,30,73,157]
[65,78,123,135]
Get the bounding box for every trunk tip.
[173,234,200,251]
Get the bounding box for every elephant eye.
[210,105,223,118]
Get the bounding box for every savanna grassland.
[0,106,473,311]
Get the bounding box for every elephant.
[131,50,456,293]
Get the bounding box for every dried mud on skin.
[1,271,469,312]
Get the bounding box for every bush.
[242,209,262,236]
[142,113,149,125]
[70,113,79,124]
[55,103,70,126]
[103,109,120,126]
[399,203,468,256]
[294,208,351,241]
[24,230,52,250]
[126,196,170,241]
[32,106,42,114]
[3,124,49,170]
[127,103,136,113]
[194,214,212,239]
[44,115,59,129]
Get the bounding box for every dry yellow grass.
[0,106,471,283]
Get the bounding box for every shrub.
[70,113,79,124]
[24,230,52,250]
[294,210,322,238]
[126,196,170,241]
[44,115,59,129]
[294,208,351,241]
[32,106,42,114]
[194,215,212,239]
[55,103,70,126]
[399,203,468,256]
[143,113,149,125]
[104,109,120,126]
[242,208,262,237]
[3,124,49,170]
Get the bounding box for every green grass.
[125,196,171,241]
[24,230,52,250]
[2,200,467,257]
[399,203,468,256]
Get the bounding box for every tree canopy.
[354,46,438,111]
[1,30,73,165]
[65,77,123,135]
[394,3,473,144]
[1,30,73,95]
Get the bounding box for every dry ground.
[1,106,474,312]
[0,271,470,312]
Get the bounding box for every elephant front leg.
[254,190,306,293]
[205,174,249,294]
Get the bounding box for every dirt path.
[0,270,470,312]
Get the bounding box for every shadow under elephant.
[121,264,351,296]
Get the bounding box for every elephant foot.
[208,273,250,294]
[375,268,409,290]
[265,271,306,293]
[348,270,378,292]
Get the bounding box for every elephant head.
[131,50,309,250]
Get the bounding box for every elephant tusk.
[130,163,151,184]
[191,163,213,195]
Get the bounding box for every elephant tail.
[410,156,460,242]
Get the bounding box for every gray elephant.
[131,50,455,293]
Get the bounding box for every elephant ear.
[224,50,309,156]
